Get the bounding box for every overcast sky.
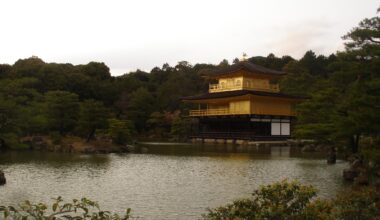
[0,0,378,75]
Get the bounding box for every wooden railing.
[189,108,249,117]
[209,83,279,93]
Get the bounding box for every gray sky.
[0,0,378,75]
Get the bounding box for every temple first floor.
[190,115,294,141]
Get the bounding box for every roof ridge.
[182,89,306,101]
[206,61,286,77]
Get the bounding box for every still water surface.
[0,144,347,219]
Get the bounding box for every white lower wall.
[271,121,290,136]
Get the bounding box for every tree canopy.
[293,12,380,153]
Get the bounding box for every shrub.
[203,180,380,220]
[300,199,335,220]
[333,188,380,220]
[0,133,28,150]
[107,119,134,145]
[170,116,191,141]
[203,180,317,220]
[50,131,62,145]
[0,197,132,220]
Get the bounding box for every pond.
[0,144,348,219]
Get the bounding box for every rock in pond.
[301,144,316,152]
[141,147,149,153]
[343,168,359,181]
[354,173,369,185]
[122,145,136,152]
[0,170,6,185]
[351,159,364,169]
[327,147,336,164]
[327,155,336,164]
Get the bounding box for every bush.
[0,133,28,150]
[333,188,380,220]
[170,116,191,141]
[50,131,62,145]
[107,119,134,145]
[300,199,335,220]
[0,197,132,220]
[203,180,317,220]
[203,180,380,220]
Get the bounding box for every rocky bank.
[20,136,132,154]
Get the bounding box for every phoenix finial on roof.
[241,53,247,61]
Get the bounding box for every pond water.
[0,144,348,219]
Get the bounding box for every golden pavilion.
[182,61,304,141]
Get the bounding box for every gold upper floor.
[189,96,297,117]
[209,75,279,93]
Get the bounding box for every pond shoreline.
[3,135,335,156]
[14,135,131,154]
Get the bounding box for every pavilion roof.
[205,61,286,78]
[182,90,305,101]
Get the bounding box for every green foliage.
[78,100,109,142]
[300,199,335,220]
[204,180,317,220]
[50,131,62,145]
[45,91,80,135]
[0,197,132,220]
[16,100,49,135]
[0,97,18,135]
[292,12,380,154]
[0,133,28,150]
[170,116,191,141]
[12,56,45,78]
[333,188,380,220]
[280,60,314,96]
[0,64,12,78]
[0,56,214,145]
[362,148,380,164]
[107,119,133,145]
[203,180,380,220]
[147,111,169,138]
[126,87,155,132]
[147,111,186,139]
[295,89,339,142]
[79,62,112,80]
[343,16,380,54]
[248,54,294,71]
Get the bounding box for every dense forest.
[0,52,324,148]
[0,12,379,158]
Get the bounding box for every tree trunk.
[350,134,360,153]
[0,138,6,151]
[59,122,64,135]
[86,128,96,143]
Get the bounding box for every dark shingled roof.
[206,61,286,77]
[182,90,305,101]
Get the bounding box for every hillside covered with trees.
[0,12,379,157]
[0,51,329,149]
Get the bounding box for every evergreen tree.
[78,99,109,142]
[295,13,380,153]
[45,91,79,135]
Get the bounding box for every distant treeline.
[0,12,379,155]
[0,51,331,146]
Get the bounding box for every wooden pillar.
[198,118,202,134]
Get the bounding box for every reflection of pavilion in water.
[200,144,296,157]
[270,146,290,157]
